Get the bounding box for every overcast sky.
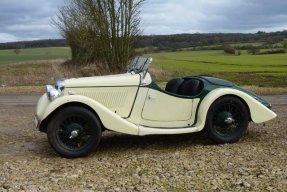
[0,0,287,43]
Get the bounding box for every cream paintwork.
[63,86,138,118]
[194,88,277,129]
[36,94,139,135]
[127,87,201,128]
[36,72,276,136]
[65,73,140,87]
[138,125,199,136]
[137,87,277,136]
[142,89,193,121]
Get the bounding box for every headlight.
[46,85,60,101]
[55,79,65,91]
[45,79,65,101]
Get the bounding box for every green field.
[0,47,71,65]
[149,50,287,86]
[0,47,286,87]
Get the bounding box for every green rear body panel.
[147,76,271,108]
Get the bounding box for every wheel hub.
[216,112,234,127]
[69,130,79,139]
[66,123,84,140]
[225,117,235,124]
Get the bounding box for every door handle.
[148,95,156,100]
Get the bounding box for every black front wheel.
[47,106,101,158]
[205,96,249,144]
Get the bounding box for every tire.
[205,96,249,144]
[47,106,101,158]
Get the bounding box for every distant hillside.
[1,31,287,50]
[0,39,67,49]
[136,31,287,50]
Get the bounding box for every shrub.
[283,40,287,48]
[14,49,21,54]
[223,45,236,55]
[247,46,260,55]
[237,50,241,56]
[259,49,286,55]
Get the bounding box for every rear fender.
[195,88,277,130]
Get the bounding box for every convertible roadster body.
[35,57,277,157]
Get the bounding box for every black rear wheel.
[205,96,249,143]
[47,106,101,158]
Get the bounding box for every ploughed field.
[0,94,286,191]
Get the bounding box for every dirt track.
[0,94,286,191]
[0,94,40,106]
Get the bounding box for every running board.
[138,125,200,136]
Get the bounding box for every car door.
[141,89,193,122]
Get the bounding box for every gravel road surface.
[0,94,286,191]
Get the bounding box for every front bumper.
[34,115,40,129]
[34,93,51,131]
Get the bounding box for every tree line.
[1,31,287,51]
[0,39,67,50]
[135,31,287,52]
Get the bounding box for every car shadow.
[30,131,213,158]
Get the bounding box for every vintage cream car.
[35,57,277,158]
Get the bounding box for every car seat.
[178,79,203,96]
[165,78,184,94]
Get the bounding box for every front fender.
[36,94,139,135]
[195,88,277,130]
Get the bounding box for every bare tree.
[53,0,145,72]
[14,49,21,55]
